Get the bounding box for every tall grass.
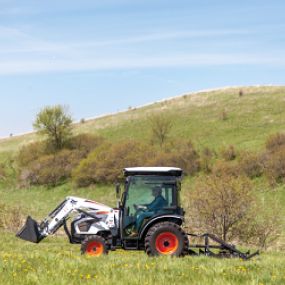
[0,232,285,285]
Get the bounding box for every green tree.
[33,105,73,151]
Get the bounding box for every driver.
[131,186,167,236]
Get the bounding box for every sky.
[0,0,284,137]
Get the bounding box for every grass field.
[1,181,285,285]
[1,231,285,285]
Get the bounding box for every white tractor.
[17,167,258,259]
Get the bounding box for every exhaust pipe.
[16,216,45,243]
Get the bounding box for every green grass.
[0,231,284,285]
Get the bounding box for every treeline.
[17,134,200,187]
[15,129,285,189]
[11,105,285,189]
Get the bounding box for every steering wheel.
[133,204,147,216]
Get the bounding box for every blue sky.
[0,0,284,137]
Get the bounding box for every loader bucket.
[16,216,44,243]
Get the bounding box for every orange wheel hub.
[155,232,179,255]
[86,241,104,256]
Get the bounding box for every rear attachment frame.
[187,233,259,260]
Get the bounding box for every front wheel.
[81,235,108,256]
[145,222,189,257]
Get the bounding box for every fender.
[138,215,184,240]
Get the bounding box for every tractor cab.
[119,167,184,242]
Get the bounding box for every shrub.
[68,133,105,157]
[266,132,285,152]
[149,140,200,176]
[185,174,254,242]
[212,160,240,177]
[238,151,263,178]
[149,113,173,147]
[263,146,285,185]
[73,140,155,186]
[221,145,237,161]
[236,201,283,249]
[17,141,46,167]
[200,147,214,174]
[20,149,82,187]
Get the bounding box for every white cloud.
[0,26,284,75]
[0,27,248,54]
[0,52,284,75]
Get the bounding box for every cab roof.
[123,167,183,177]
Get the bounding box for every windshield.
[125,175,177,215]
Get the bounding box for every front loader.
[17,167,258,259]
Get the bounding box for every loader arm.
[16,196,112,243]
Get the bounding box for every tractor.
[17,167,258,259]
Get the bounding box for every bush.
[236,201,283,249]
[266,132,285,152]
[221,145,237,161]
[17,141,46,167]
[263,146,285,185]
[212,160,240,177]
[73,140,155,186]
[20,149,82,187]
[68,133,105,157]
[149,113,173,147]
[149,140,200,176]
[238,151,263,178]
[185,174,253,242]
[200,147,215,174]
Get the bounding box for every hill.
[1,85,285,158]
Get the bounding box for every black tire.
[145,222,189,257]
[81,235,108,256]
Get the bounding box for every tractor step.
[187,233,259,260]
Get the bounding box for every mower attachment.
[16,216,44,243]
[187,233,259,260]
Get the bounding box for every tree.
[149,113,173,147]
[186,174,254,242]
[33,105,73,151]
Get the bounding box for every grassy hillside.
[1,86,285,156]
[1,86,285,284]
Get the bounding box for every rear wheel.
[81,235,108,256]
[145,222,188,257]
